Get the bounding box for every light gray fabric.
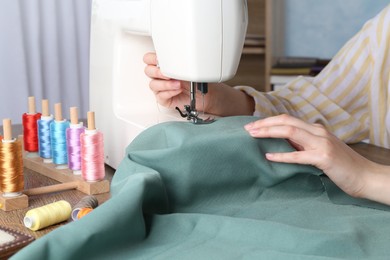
[0,0,91,123]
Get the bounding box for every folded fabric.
[12,116,390,259]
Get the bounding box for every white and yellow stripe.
[236,4,390,149]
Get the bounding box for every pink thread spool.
[80,112,105,182]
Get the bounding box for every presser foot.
[175,106,215,124]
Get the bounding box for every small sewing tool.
[175,82,215,124]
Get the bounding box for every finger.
[149,79,182,94]
[143,52,158,65]
[154,89,183,108]
[245,114,325,136]
[144,65,171,80]
[247,125,319,151]
[265,150,324,167]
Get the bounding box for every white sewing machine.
[89,0,248,168]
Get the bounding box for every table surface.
[1,124,390,252]
[0,167,114,238]
[0,124,114,240]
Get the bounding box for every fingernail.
[172,81,181,89]
[244,122,254,130]
[248,129,258,136]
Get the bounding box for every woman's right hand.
[143,52,255,116]
[143,52,193,110]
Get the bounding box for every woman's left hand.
[244,114,376,199]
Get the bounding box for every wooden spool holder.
[1,154,110,212]
[0,108,110,212]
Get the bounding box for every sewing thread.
[66,124,85,173]
[80,130,105,182]
[77,208,93,219]
[50,120,70,165]
[71,195,98,220]
[23,200,72,231]
[22,113,42,152]
[37,116,54,160]
[0,139,24,196]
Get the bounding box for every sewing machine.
[89,0,248,168]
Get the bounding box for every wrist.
[360,162,390,205]
[205,83,255,116]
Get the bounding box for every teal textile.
[12,116,390,259]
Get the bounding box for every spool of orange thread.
[71,195,98,221]
[76,208,93,219]
[22,96,41,154]
[0,119,24,197]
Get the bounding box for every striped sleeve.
[235,4,390,148]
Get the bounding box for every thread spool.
[23,200,72,231]
[66,107,85,175]
[0,119,24,197]
[37,99,54,163]
[22,96,42,155]
[81,112,105,182]
[71,195,98,221]
[50,103,70,168]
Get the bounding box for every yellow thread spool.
[23,200,72,231]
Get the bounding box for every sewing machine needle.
[202,94,205,116]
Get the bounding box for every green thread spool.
[23,200,72,231]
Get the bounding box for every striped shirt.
[236,4,390,149]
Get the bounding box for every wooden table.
[0,166,114,239]
[0,124,114,239]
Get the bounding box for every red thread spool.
[23,113,42,152]
[22,97,42,152]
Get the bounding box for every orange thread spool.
[76,208,93,219]
[0,119,24,196]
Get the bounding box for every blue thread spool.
[50,103,70,168]
[37,99,53,163]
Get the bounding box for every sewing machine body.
[89,0,248,168]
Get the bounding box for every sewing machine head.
[89,0,248,168]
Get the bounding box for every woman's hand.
[143,52,202,111]
[244,114,387,201]
[143,52,255,116]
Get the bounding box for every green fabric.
[12,116,390,259]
